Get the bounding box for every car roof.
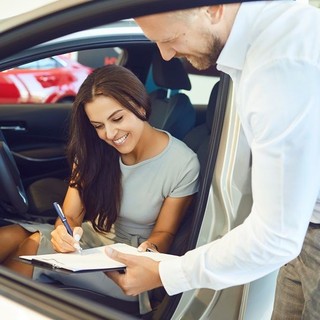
[0,1,89,30]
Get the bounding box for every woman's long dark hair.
[68,65,151,232]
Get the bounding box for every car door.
[0,103,70,187]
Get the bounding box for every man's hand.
[105,246,163,296]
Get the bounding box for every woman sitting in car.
[0,64,199,308]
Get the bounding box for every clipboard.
[19,243,177,274]
[18,256,125,274]
[19,245,126,274]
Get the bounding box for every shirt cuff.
[159,256,192,296]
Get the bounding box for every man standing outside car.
[106,1,320,318]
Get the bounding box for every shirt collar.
[217,1,268,73]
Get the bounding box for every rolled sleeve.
[159,257,192,295]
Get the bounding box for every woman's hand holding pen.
[51,225,83,253]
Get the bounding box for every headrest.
[206,81,220,131]
[152,52,191,90]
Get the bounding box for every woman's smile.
[85,95,146,157]
[113,133,129,146]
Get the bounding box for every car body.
[0,55,92,104]
[0,0,291,319]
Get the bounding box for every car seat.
[26,177,68,221]
[145,79,224,319]
[183,80,220,178]
[166,80,220,257]
[148,52,196,140]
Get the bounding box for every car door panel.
[0,103,71,185]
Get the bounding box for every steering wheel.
[0,141,28,214]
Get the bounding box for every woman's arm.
[138,195,194,253]
[57,186,85,227]
[51,185,85,252]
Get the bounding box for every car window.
[182,61,220,105]
[18,57,62,70]
[77,47,125,68]
[0,48,124,104]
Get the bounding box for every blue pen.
[53,202,73,235]
[53,202,83,253]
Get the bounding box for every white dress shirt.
[159,1,320,295]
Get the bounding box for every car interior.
[0,30,229,319]
[148,51,196,140]
[0,41,221,218]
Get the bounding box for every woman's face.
[85,95,145,155]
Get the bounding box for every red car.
[0,55,92,103]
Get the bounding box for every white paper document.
[19,243,177,273]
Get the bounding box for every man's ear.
[207,5,224,23]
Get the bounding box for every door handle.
[0,125,26,132]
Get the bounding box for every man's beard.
[186,35,223,71]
